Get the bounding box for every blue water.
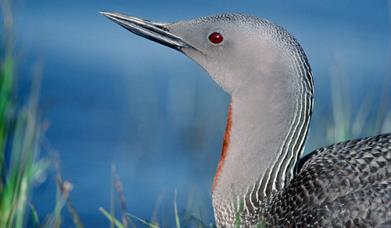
[3,0,391,226]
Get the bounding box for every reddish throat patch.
[212,101,232,192]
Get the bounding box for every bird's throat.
[211,69,311,209]
[212,100,233,192]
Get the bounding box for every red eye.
[208,32,223,44]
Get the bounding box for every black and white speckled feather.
[266,133,391,227]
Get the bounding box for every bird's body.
[267,134,391,227]
[102,12,391,227]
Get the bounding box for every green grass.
[0,55,13,178]
[0,1,82,227]
[0,97,47,228]
[0,1,49,225]
[326,62,391,145]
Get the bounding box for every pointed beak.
[101,11,193,52]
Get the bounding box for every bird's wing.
[267,133,391,227]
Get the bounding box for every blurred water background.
[1,0,391,226]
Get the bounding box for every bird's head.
[101,12,300,94]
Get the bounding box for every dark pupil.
[209,32,223,44]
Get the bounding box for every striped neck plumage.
[211,48,313,225]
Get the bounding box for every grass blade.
[100,207,124,228]
[174,190,181,228]
[125,213,159,228]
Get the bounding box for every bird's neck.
[212,58,313,224]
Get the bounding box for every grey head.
[100,12,308,94]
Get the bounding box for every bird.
[101,12,391,227]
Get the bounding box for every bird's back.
[266,133,391,227]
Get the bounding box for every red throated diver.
[101,12,391,227]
